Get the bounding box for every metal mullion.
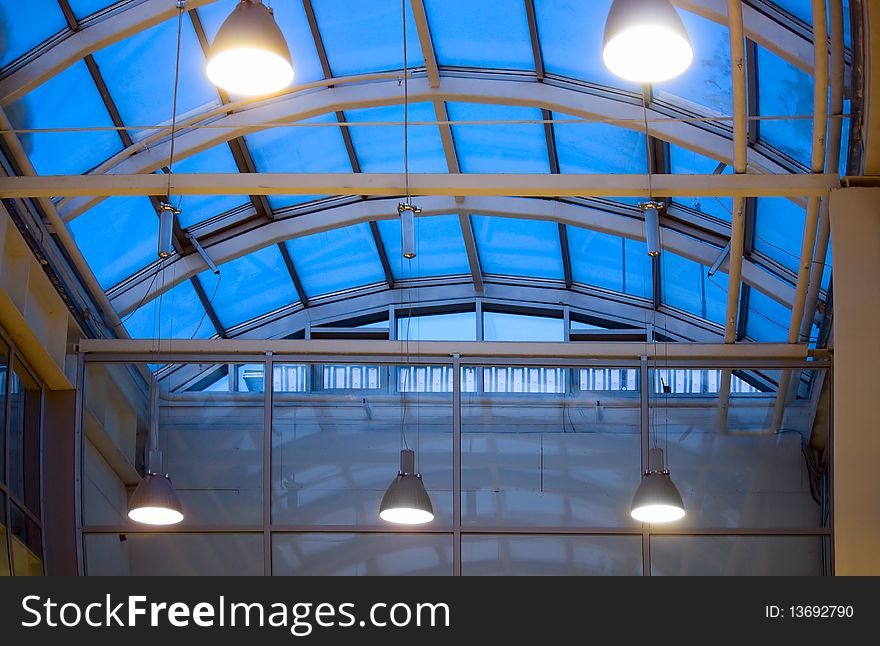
[736,283,751,341]
[263,352,273,575]
[278,243,310,307]
[190,276,227,338]
[639,355,650,576]
[369,221,396,289]
[524,0,544,81]
[745,39,759,145]
[452,353,462,576]
[302,0,335,80]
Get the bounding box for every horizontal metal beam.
[78,338,818,362]
[106,195,797,316]
[57,75,796,219]
[0,172,839,200]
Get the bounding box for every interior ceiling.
[0,0,851,344]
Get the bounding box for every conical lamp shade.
[379,449,434,525]
[128,473,184,525]
[206,0,294,96]
[630,471,685,523]
[602,0,693,83]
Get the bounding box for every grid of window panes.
[0,333,44,576]
[0,1,840,345]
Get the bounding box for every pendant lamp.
[603,0,694,83]
[379,449,434,525]
[631,447,685,523]
[206,0,294,96]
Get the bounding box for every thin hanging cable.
[166,2,186,197]
[402,0,410,207]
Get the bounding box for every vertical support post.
[452,353,462,576]
[263,352,274,576]
[639,354,650,576]
[74,351,85,575]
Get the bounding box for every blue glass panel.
[472,215,563,279]
[311,0,423,76]
[746,289,790,342]
[122,278,213,340]
[753,197,805,271]
[839,98,851,176]
[197,0,324,85]
[757,46,813,165]
[398,312,476,341]
[424,0,533,70]
[484,312,564,342]
[624,238,651,298]
[0,1,67,67]
[668,145,732,221]
[377,214,470,279]
[69,196,158,290]
[662,252,727,323]
[285,224,386,297]
[92,17,218,132]
[843,0,852,48]
[770,1,811,23]
[211,246,299,328]
[67,1,114,20]
[554,115,646,174]
[246,113,351,209]
[566,226,623,292]
[9,61,121,175]
[655,11,732,116]
[534,0,638,91]
[344,103,446,173]
[172,145,248,228]
[448,103,550,174]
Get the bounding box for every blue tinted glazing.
[566,227,624,292]
[554,115,646,174]
[534,0,638,91]
[655,11,732,116]
[377,214,470,279]
[311,0,423,76]
[171,145,248,228]
[344,103,446,173]
[69,197,158,290]
[484,312,564,342]
[197,0,324,85]
[211,246,299,328]
[67,1,113,20]
[398,312,476,341]
[285,224,386,297]
[843,0,852,48]
[560,223,651,297]
[753,198,805,271]
[424,0,534,70]
[662,252,727,324]
[757,46,813,165]
[122,278,213,340]
[471,215,563,280]
[0,1,67,67]
[246,113,351,209]
[839,98,851,176]
[9,61,122,175]
[448,103,550,174]
[624,238,651,298]
[668,145,732,221]
[746,289,790,342]
[92,17,218,131]
[769,1,811,23]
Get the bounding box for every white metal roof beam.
[104,195,797,317]
[55,75,796,220]
[0,171,837,201]
[0,0,815,105]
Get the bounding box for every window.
[8,360,41,516]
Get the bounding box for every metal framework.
[76,341,832,576]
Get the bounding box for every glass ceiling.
[0,0,844,342]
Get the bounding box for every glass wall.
[80,356,830,576]
[0,333,44,576]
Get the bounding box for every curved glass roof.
[0,0,846,344]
